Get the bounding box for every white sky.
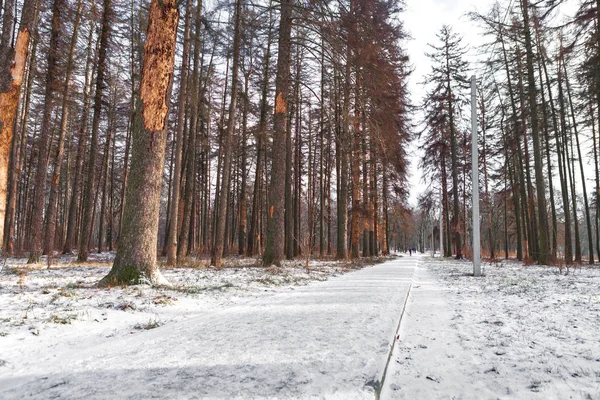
[402,0,590,209]
[403,0,497,207]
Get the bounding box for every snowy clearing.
[383,257,600,400]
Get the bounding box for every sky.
[402,0,497,207]
[402,0,589,211]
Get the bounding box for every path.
[0,256,421,399]
[380,259,490,399]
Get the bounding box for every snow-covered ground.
[0,253,388,385]
[0,254,413,399]
[2,254,599,399]
[383,258,600,400]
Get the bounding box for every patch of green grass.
[133,318,162,330]
[49,314,77,325]
[50,288,77,303]
[254,276,280,286]
[116,301,137,311]
[65,282,87,290]
[152,295,175,305]
[171,282,235,295]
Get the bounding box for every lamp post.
[471,75,481,277]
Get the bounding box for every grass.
[133,318,162,330]
[152,294,175,305]
[171,282,235,295]
[49,314,77,325]
[50,288,77,303]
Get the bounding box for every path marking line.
[375,258,419,400]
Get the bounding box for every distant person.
[409,248,412,256]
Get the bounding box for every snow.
[0,253,410,399]
[382,257,600,400]
[2,254,599,399]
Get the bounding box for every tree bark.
[165,0,191,265]
[28,0,66,263]
[99,0,179,286]
[0,0,37,251]
[0,0,38,249]
[79,0,112,261]
[563,59,593,264]
[521,0,549,264]
[262,0,292,266]
[63,12,96,254]
[44,0,83,256]
[211,0,242,267]
[247,10,272,256]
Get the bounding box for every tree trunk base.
[97,265,169,287]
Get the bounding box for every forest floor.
[383,257,600,400]
[0,252,398,397]
[0,253,413,399]
[0,254,599,399]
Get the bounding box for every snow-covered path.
[381,258,600,400]
[0,256,418,399]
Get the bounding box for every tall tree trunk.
[79,0,112,262]
[539,42,572,264]
[16,40,39,253]
[165,0,191,265]
[563,60,593,264]
[319,47,325,258]
[558,63,581,263]
[521,0,549,264]
[44,0,83,256]
[119,0,140,243]
[262,0,291,266]
[441,150,452,257]
[285,51,299,259]
[293,79,302,256]
[211,0,242,267]
[178,0,202,260]
[247,9,272,256]
[515,47,537,261]
[336,64,348,259]
[590,101,600,263]
[238,39,251,256]
[99,0,179,286]
[499,27,528,260]
[28,0,65,263]
[4,3,39,254]
[444,39,462,259]
[381,160,389,255]
[97,88,116,253]
[64,12,96,254]
[0,0,37,248]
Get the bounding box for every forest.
[1,0,600,398]
[0,0,598,283]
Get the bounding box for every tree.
[423,26,470,259]
[0,0,38,249]
[79,0,113,262]
[165,0,192,266]
[212,0,242,267]
[263,0,292,266]
[99,0,180,286]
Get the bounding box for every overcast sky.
[402,0,586,208]
[403,0,497,207]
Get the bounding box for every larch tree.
[263,0,292,267]
[99,0,180,286]
[0,0,38,250]
[79,0,113,262]
[423,26,470,259]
